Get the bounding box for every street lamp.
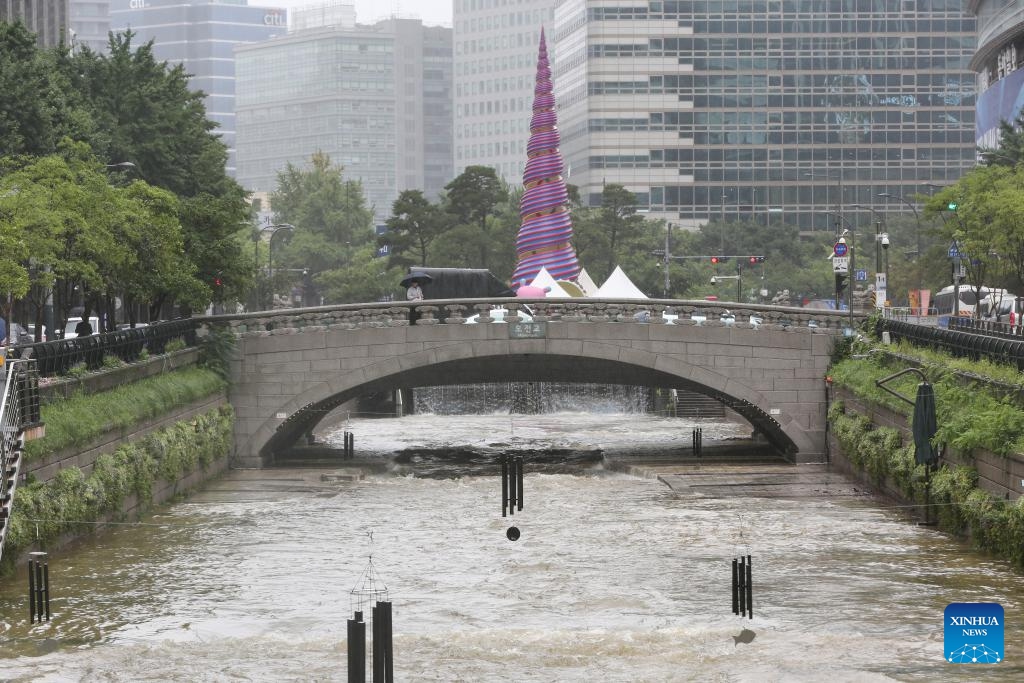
[105,162,136,170]
[258,224,295,310]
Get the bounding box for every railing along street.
[9,319,199,379]
[0,358,43,564]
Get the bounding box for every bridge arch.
[217,299,843,465]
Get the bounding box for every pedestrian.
[407,279,424,325]
[406,280,424,302]
[75,317,94,337]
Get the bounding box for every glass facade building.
[553,0,978,232]
[234,19,453,219]
[110,0,289,175]
[971,0,1024,148]
[453,0,556,183]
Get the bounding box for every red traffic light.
[748,255,765,264]
[711,256,729,264]
[214,277,223,287]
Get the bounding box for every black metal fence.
[949,317,1024,339]
[882,319,1024,371]
[7,319,199,378]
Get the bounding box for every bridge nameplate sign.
[510,321,546,339]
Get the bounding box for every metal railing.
[881,318,1024,371]
[8,319,199,379]
[0,358,42,564]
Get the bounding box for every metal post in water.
[372,603,383,683]
[745,554,753,619]
[28,552,49,623]
[516,456,524,511]
[508,456,517,517]
[348,610,366,683]
[738,556,746,616]
[731,558,739,615]
[380,601,393,683]
[501,456,508,518]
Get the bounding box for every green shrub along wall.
[24,367,228,464]
[2,404,233,573]
[829,339,1024,571]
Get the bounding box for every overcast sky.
[265,1,453,27]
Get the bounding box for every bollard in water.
[28,552,50,623]
[371,601,394,683]
[731,558,739,615]
[516,456,524,511]
[348,610,366,683]
[738,556,747,615]
[501,456,509,518]
[745,554,753,619]
[508,456,517,517]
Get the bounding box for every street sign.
[832,256,849,274]
[948,241,961,258]
[833,241,848,257]
[256,211,273,228]
[855,269,867,282]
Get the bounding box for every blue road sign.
[948,241,961,258]
[833,241,848,257]
[855,269,867,281]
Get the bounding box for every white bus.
[933,285,999,318]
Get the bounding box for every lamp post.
[259,224,295,310]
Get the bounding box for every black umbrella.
[912,382,938,466]
[400,272,433,288]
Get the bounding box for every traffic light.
[710,255,729,265]
[947,201,958,211]
[834,272,848,299]
[748,255,765,264]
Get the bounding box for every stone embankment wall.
[832,386,1024,502]
[2,352,230,571]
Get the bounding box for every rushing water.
[1,413,1023,682]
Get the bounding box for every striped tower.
[511,28,580,285]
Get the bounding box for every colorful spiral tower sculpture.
[511,28,580,285]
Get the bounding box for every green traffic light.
[947,202,958,211]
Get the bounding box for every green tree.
[67,31,236,199]
[384,190,445,269]
[269,152,375,303]
[443,166,508,270]
[0,22,92,157]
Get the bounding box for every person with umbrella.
[401,272,431,324]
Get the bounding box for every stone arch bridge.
[206,299,849,467]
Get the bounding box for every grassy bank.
[25,367,227,464]
[830,338,1024,569]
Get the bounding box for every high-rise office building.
[553,0,978,231]
[453,0,556,184]
[972,0,1024,148]
[234,18,453,220]
[69,1,110,53]
[1,0,69,47]
[110,0,288,175]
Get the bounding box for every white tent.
[529,267,572,298]
[594,266,648,299]
[576,268,599,296]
